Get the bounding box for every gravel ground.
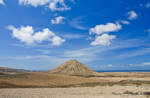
[0,85,150,98]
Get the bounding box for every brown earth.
[49,60,97,76]
[0,72,150,88]
[0,72,106,88]
[0,85,150,98]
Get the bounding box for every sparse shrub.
[123,91,139,95]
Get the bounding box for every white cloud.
[8,25,35,45]
[19,0,49,7]
[48,0,70,11]
[89,22,120,46]
[33,28,55,42]
[51,16,65,24]
[51,36,65,46]
[146,2,150,8]
[89,23,122,35]
[128,11,138,20]
[18,0,70,11]
[120,20,130,24]
[7,25,65,46]
[0,0,5,5]
[90,34,116,46]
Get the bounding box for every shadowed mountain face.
[49,60,96,76]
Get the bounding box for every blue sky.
[0,0,150,71]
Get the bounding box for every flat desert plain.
[0,72,150,98]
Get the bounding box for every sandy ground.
[0,72,150,98]
[0,85,150,98]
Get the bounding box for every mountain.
[49,60,97,76]
[0,67,29,74]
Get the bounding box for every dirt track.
[0,85,150,98]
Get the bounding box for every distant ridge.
[49,60,97,76]
[0,67,29,74]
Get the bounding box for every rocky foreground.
[0,85,150,98]
[0,72,150,98]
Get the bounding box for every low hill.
[0,67,29,74]
[49,60,97,76]
[0,72,103,88]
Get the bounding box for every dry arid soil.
[0,72,150,98]
[0,85,150,98]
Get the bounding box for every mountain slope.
[49,60,97,76]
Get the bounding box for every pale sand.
[0,85,150,98]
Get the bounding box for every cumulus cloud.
[18,0,70,11]
[7,25,35,44]
[7,25,65,46]
[51,16,65,24]
[33,28,55,42]
[128,11,138,20]
[89,23,122,35]
[0,0,5,5]
[90,34,116,46]
[51,36,65,46]
[89,22,121,46]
